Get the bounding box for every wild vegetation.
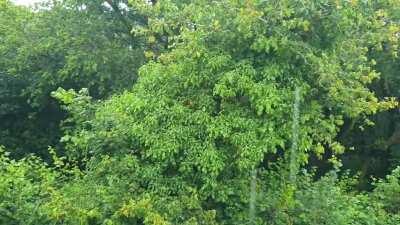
[0,0,399,224]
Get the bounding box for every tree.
[58,0,398,223]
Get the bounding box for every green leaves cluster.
[1,147,399,224]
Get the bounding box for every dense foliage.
[0,0,146,158]
[0,0,400,224]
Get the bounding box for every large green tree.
[56,0,398,223]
